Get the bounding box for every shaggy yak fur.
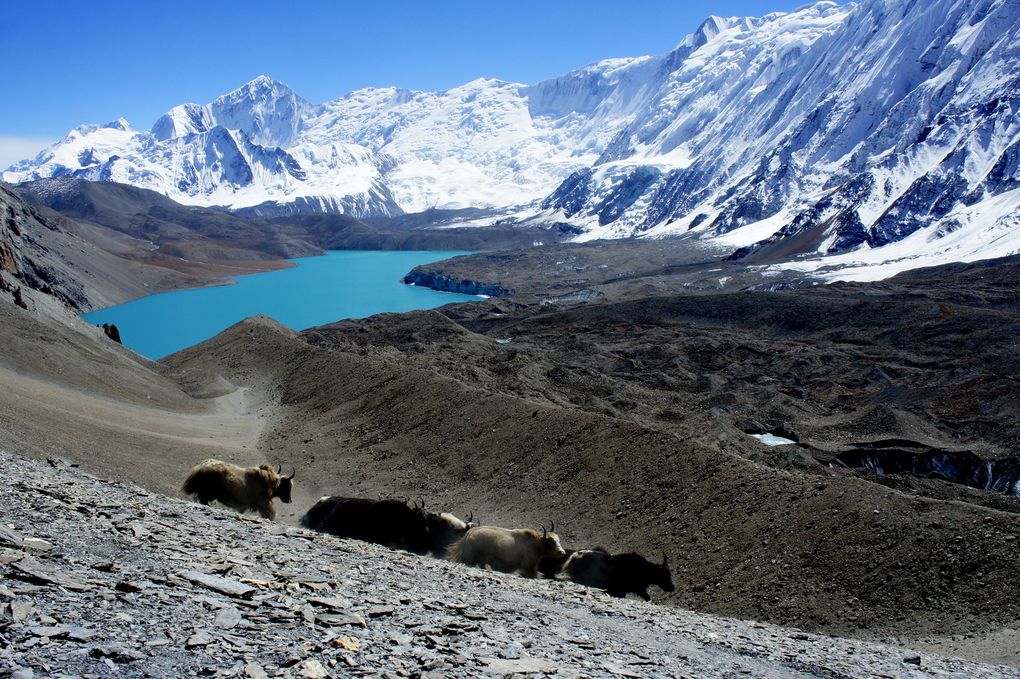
[562,549,675,600]
[299,497,432,551]
[447,524,566,578]
[424,511,474,557]
[538,548,575,579]
[300,496,474,555]
[182,460,294,520]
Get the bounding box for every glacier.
[5,0,1020,275]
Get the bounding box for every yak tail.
[445,536,466,563]
[182,468,203,496]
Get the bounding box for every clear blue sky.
[0,0,822,163]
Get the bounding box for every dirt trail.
[0,285,277,503]
[0,365,265,495]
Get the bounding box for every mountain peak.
[103,118,133,132]
[217,75,301,104]
[4,0,1020,277]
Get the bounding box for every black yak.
[182,460,294,520]
[447,522,566,578]
[562,549,674,600]
[301,496,475,555]
[300,496,433,552]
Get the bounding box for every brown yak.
[447,522,565,578]
[182,460,294,520]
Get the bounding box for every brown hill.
[157,258,1020,665]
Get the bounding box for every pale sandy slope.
[0,286,310,513]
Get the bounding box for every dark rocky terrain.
[3,451,1015,678]
[400,236,811,303]
[152,253,1020,667]
[2,176,1020,670]
[1,181,301,311]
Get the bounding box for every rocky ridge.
[1,451,1014,678]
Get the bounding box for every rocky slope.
[152,252,1020,667]
[5,1,1020,277]
[0,181,312,314]
[2,451,1015,678]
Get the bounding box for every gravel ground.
[1,452,1016,678]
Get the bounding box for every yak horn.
[276,464,282,474]
[549,519,555,533]
[540,523,548,537]
[287,468,296,480]
[467,512,474,524]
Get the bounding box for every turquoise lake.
[83,250,480,360]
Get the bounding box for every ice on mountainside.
[4,0,1020,275]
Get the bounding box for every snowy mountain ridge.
[5,0,1020,275]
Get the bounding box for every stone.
[245,662,270,679]
[10,558,88,591]
[186,631,214,648]
[481,657,564,675]
[0,524,24,548]
[10,597,33,622]
[89,644,147,663]
[307,596,353,610]
[63,625,100,642]
[499,641,525,659]
[25,624,97,641]
[300,659,330,678]
[178,570,256,599]
[331,636,361,652]
[115,580,144,593]
[215,606,243,629]
[21,538,54,553]
[317,612,367,628]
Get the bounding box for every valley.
[3,176,1020,669]
[2,0,1020,675]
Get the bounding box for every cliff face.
[0,182,89,310]
[402,268,509,297]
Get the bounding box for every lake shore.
[82,250,480,360]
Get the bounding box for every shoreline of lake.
[83,250,479,360]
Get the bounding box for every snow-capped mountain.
[5,0,1020,273]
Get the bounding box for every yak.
[447,522,566,578]
[182,460,295,520]
[301,496,475,555]
[300,496,432,552]
[538,548,575,579]
[561,549,674,600]
[425,511,475,557]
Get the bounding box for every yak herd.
[182,459,675,601]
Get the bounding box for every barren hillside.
[3,451,1016,678]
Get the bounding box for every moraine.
[83,250,480,360]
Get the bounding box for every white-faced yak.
[425,511,475,557]
[182,460,294,520]
[447,522,566,578]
